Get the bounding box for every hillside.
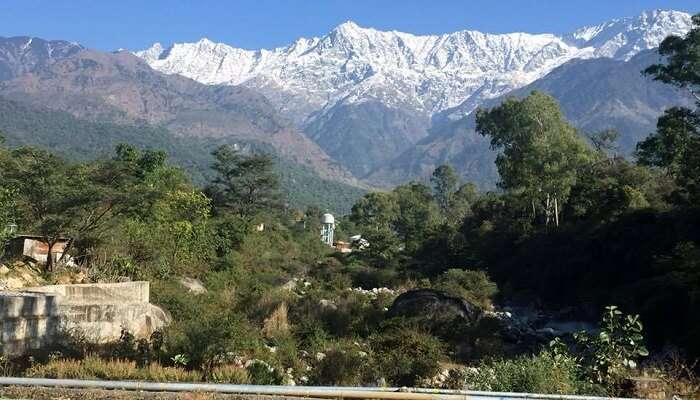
[0,38,361,188]
[367,50,695,187]
[0,97,364,213]
[136,10,693,182]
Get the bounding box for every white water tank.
[321,213,335,224]
[320,213,335,246]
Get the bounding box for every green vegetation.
[0,13,699,398]
[0,97,364,214]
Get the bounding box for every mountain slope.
[0,41,361,187]
[0,36,82,80]
[368,50,695,187]
[135,10,693,180]
[0,96,364,213]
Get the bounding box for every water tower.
[320,213,335,246]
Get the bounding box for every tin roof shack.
[7,235,70,265]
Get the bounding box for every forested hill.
[0,96,365,213]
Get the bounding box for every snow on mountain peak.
[565,9,692,59]
[134,10,693,121]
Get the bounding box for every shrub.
[310,342,370,386]
[208,364,251,384]
[246,360,283,385]
[460,352,606,395]
[370,324,445,387]
[550,306,649,388]
[433,269,498,309]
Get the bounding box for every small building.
[6,235,70,264]
[320,213,335,246]
[333,240,353,253]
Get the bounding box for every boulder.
[178,277,207,294]
[387,289,482,324]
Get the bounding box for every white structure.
[320,213,335,246]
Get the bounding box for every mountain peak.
[565,9,692,59]
[134,8,694,124]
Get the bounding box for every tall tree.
[644,13,700,104]
[209,145,280,219]
[2,148,97,270]
[475,91,595,227]
[430,164,458,215]
[642,13,700,204]
[636,107,700,177]
[393,183,440,253]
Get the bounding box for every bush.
[246,360,283,385]
[462,352,606,395]
[208,364,251,384]
[370,324,445,386]
[434,269,498,309]
[310,342,370,386]
[550,306,649,388]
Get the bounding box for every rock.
[0,265,10,275]
[281,279,297,291]
[387,289,482,324]
[319,299,337,311]
[178,277,207,294]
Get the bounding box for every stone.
[387,289,482,324]
[178,277,207,294]
[319,299,337,311]
[0,265,10,275]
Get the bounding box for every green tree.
[434,268,498,309]
[475,91,595,227]
[566,158,658,223]
[209,145,280,219]
[0,187,17,257]
[642,16,700,204]
[393,183,440,254]
[447,183,478,223]
[587,129,620,155]
[350,192,400,266]
[644,13,700,104]
[2,148,97,270]
[349,192,398,231]
[636,107,700,177]
[430,164,458,214]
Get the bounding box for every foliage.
[550,306,649,387]
[370,323,446,387]
[459,352,606,395]
[476,91,596,227]
[309,342,371,386]
[644,13,700,104]
[209,145,280,219]
[431,164,458,214]
[0,187,17,254]
[433,269,498,309]
[26,355,200,382]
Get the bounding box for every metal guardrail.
[0,377,638,400]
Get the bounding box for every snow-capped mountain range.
[136,9,692,124]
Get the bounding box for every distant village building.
[320,213,335,246]
[6,235,70,264]
[333,240,352,253]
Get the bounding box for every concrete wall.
[0,292,60,355]
[0,282,170,355]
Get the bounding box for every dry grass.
[26,356,201,382]
[208,364,251,384]
[262,303,289,338]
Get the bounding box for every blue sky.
[1,0,697,51]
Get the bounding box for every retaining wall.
[0,282,170,355]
